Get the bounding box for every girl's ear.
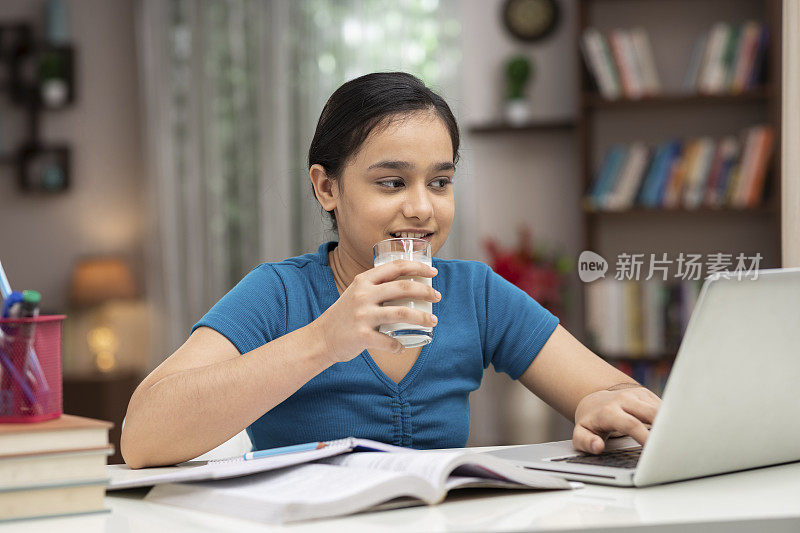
[309,164,339,212]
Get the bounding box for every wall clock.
[502,0,560,43]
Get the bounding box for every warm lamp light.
[70,257,137,373]
[70,257,137,307]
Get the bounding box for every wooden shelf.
[599,352,676,363]
[582,205,776,216]
[595,350,677,362]
[468,119,576,134]
[582,88,769,109]
[577,0,783,395]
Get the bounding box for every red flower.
[483,225,568,317]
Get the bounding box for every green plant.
[505,55,533,100]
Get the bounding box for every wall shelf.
[581,205,777,216]
[468,119,576,134]
[582,88,770,109]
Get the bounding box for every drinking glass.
[372,238,434,348]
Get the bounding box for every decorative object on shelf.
[69,257,138,373]
[37,45,74,108]
[504,55,534,125]
[0,15,74,192]
[483,224,572,318]
[502,0,560,43]
[19,144,70,192]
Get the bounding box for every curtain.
[136,0,463,364]
[286,0,463,257]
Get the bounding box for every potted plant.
[504,55,534,125]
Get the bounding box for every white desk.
[3,449,800,532]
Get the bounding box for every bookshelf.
[577,0,783,394]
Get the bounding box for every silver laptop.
[485,267,800,487]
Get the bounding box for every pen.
[1,291,23,319]
[20,291,48,396]
[243,442,327,461]
[0,260,11,299]
[0,291,45,414]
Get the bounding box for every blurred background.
[0,0,797,463]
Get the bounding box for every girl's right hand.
[313,260,440,364]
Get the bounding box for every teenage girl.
[121,72,661,469]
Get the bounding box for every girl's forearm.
[121,322,331,468]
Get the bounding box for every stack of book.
[684,21,769,94]
[584,125,775,211]
[0,414,112,522]
[585,278,703,359]
[581,27,661,99]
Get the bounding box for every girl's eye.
[379,179,404,189]
[378,178,452,190]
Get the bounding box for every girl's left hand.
[572,384,662,454]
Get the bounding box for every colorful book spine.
[581,29,621,99]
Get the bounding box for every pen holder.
[0,315,65,423]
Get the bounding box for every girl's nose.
[401,184,434,220]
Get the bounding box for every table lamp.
[69,257,137,372]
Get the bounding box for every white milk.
[374,251,433,347]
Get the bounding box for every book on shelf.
[582,27,659,99]
[605,142,650,211]
[584,125,774,211]
[582,21,768,99]
[688,21,768,95]
[140,442,576,524]
[581,28,621,99]
[585,278,702,360]
[0,414,112,522]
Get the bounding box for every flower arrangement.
[483,224,572,318]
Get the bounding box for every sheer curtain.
[286,0,464,257]
[136,0,464,364]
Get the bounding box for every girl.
[122,72,661,469]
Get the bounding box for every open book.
[144,448,577,524]
[108,437,404,490]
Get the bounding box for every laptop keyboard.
[551,446,643,469]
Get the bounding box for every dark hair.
[308,72,460,232]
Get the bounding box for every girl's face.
[316,111,456,267]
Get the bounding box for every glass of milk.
[372,237,434,348]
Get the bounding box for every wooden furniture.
[576,0,783,380]
[62,372,142,465]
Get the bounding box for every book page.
[322,450,572,492]
[321,450,461,489]
[145,463,438,524]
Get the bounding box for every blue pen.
[1,291,23,318]
[0,260,11,299]
[243,441,327,461]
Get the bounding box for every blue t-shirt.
[192,241,559,451]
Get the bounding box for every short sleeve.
[191,264,288,355]
[481,266,560,379]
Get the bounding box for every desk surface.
[3,448,800,532]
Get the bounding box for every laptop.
[485,267,800,487]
